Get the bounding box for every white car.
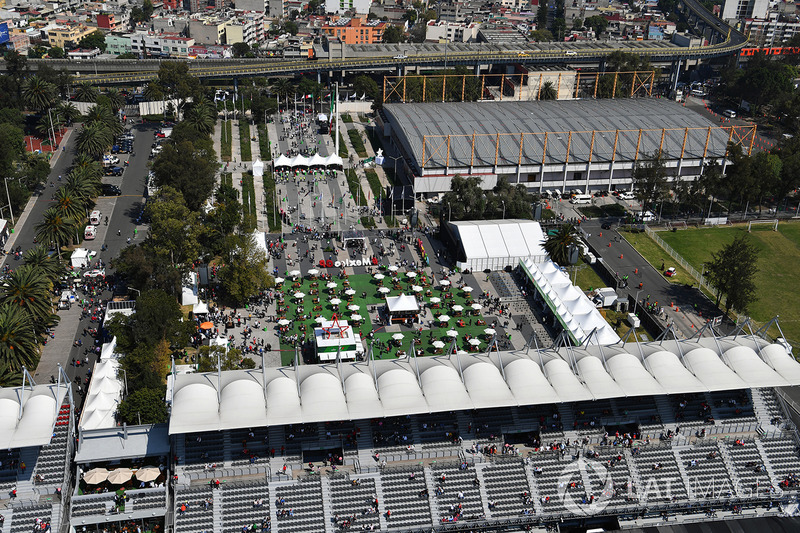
[84,225,97,240]
[393,54,408,60]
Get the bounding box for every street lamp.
[633,289,641,315]
[501,200,506,220]
[3,177,15,225]
[447,202,452,222]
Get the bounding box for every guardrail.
[642,225,720,299]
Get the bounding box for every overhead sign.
[0,23,9,45]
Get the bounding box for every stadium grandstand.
[378,99,757,195]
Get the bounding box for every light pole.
[501,200,506,220]
[447,202,452,222]
[633,289,641,315]
[3,178,15,225]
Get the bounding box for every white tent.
[252,158,265,178]
[274,154,292,168]
[289,155,310,167]
[520,258,620,346]
[324,154,344,168]
[308,153,327,167]
[79,360,123,431]
[449,220,548,272]
[0,384,67,449]
[71,248,94,269]
[181,272,199,306]
[385,293,419,313]
[193,301,209,314]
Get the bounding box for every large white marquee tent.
[448,219,548,272]
[168,335,800,434]
[273,154,344,168]
[0,384,69,449]
[520,258,620,346]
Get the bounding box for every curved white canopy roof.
[166,337,800,435]
[0,383,68,448]
[274,154,292,167]
[325,154,344,167]
[308,153,327,167]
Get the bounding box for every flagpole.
[334,82,340,156]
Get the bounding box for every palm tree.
[35,207,77,258]
[543,223,579,267]
[0,304,39,385]
[67,168,101,199]
[0,266,54,329]
[185,102,215,135]
[55,102,81,125]
[271,78,294,100]
[75,121,113,158]
[23,245,64,287]
[540,81,557,101]
[72,154,102,175]
[86,104,123,137]
[35,114,61,139]
[75,82,99,102]
[52,187,87,221]
[143,81,164,102]
[104,89,124,111]
[22,76,56,112]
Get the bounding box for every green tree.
[21,76,56,112]
[543,223,579,267]
[52,186,88,221]
[55,102,81,125]
[705,234,760,314]
[232,42,251,58]
[537,1,548,30]
[196,346,250,372]
[117,388,168,425]
[631,151,670,217]
[144,186,201,269]
[75,82,99,102]
[35,207,77,258]
[0,265,58,337]
[79,30,107,52]
[85,104,123,137]
[440,175,487,221]
[104,89,124,111]
[23,245,64,287]
[152,140,216,211]
[584,15,609,35]
[284,20,298,35]
[530,29,553,41]
[48,47,65,59]
[572,18,583,29]
[143,81,164,101]
[353,75,379,102]
[383,24,405,43]
[552,18,567,40]
[217,233,274,305]
[0,304,39,386]
[539,81,557,100]
[184,102,216,135]
[75,121,113,158]
[0,123,25,177]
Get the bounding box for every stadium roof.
[383,99,731,170]
[0,383,69,449]
[449,219,547,271]
[168,336,800,434]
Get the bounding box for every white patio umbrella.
[350,314,363,321]
[348,304,360,311]
[438,314,451,322]
[451,305,464,312]
[392,333,405,341]
[327,282,338,289]
[278,319,291,326]
[275,277,285,283]
[412,285,423,293]
[471,303,482,310]
[330,298,342,305]
[374,273,385,280]
[345,289,356,296]
[406,271,417,278]
[462,286,473,292]
[446,330,459,338]
[432,340,446,349]
[484,328,496,336]
[135,467,161,483]
[106,468,134,485]
[439,279,451,286]
[83,468,109,485]
[468,338,481,346]
[293,292,306,299]
[429,297,441,304]
[315,316,327,323]
[388,265,399,272]
[289,270,301,277]
[307,269,319,276]
[456,350,469,356]
[378,287,390,294]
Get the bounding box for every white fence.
[643,226,719,299]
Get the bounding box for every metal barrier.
[640,226,719,297]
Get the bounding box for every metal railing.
[641,225,720,299]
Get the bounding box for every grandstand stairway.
[48,502,61,533]
[267,480,280,533]
[15,448,38,501]
[372,473,388,530]
[671,446,694,498]
[556,404,578,442]
[654,395,677,426]
[175,433,186,466]
[356,426,374,467]
[751,389,776,427]
[716,440,744,492]
[223,431,233,465]
[523,463,544,515]
[319,476,335,533]
[472,463,492,518]
[268,427,285,459]
[212,484,223,532]
[754,439,781,488]
[623,448,643,492]
[423,467,441,526]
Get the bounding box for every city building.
[46,23,95,48]
[129,31,195,57]
[106,33,132,55]
[189,15,228,44]
[324,0,371,15]
[379,99,753,195]
[226,10,265,45]
[721,0,768,23]
[96,13,118,31]
[745,13,800,46]
[320,17,385,44]
[425,20,480,42]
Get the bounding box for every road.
[8,121,154,399]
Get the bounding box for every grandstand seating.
[759,436,800,487]
[630,444,688,503]
[183,431,225,468]
[582,448,636,508]
[380,467,432,529]
[174,486,214,533]
[432,463,484,522]
[9,503,52,533]
[758,388,784,421]
[274,477,325,533]
[722,439,772,494]
[34,403,71,487]
[329,475,380,530]
[220,481,270,533]
[679,443,735,500]
[481,460,531,518]
[527,451,572,514]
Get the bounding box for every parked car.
[664,267,677,277]
[105,166,124,176]
[101,184,122,196]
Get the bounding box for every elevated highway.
[3,0,745,85]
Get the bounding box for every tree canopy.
[705,234,760,314]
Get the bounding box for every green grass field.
[639,223,800,347]
[276,272,499,365]
[220,121,232,161]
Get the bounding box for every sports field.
[653,222,800,347]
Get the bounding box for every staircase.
[223,431,232,465]
[671,447,693,499]
[17,448,39,501]
[523,462,544,516]
[372,473,388,530]
[268,480,280,533]
[268,427,286,457]
[356,425,375,466]
[48,502,62,533]
[704,393,724,423]
[753,439,780,487]
[423,466,440,526]
[750,389,772,427]
[473,463,492,519]
[212,485,223,532]
[557,404,579,442]
[716,441,744,495]
[320,475,335,533]
[175,435,186,465]
[654,395,677,426]
[623,448,642,497]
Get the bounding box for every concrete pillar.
[585,163,592,194]
[317,71,321,84]
[474,64,481,76]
